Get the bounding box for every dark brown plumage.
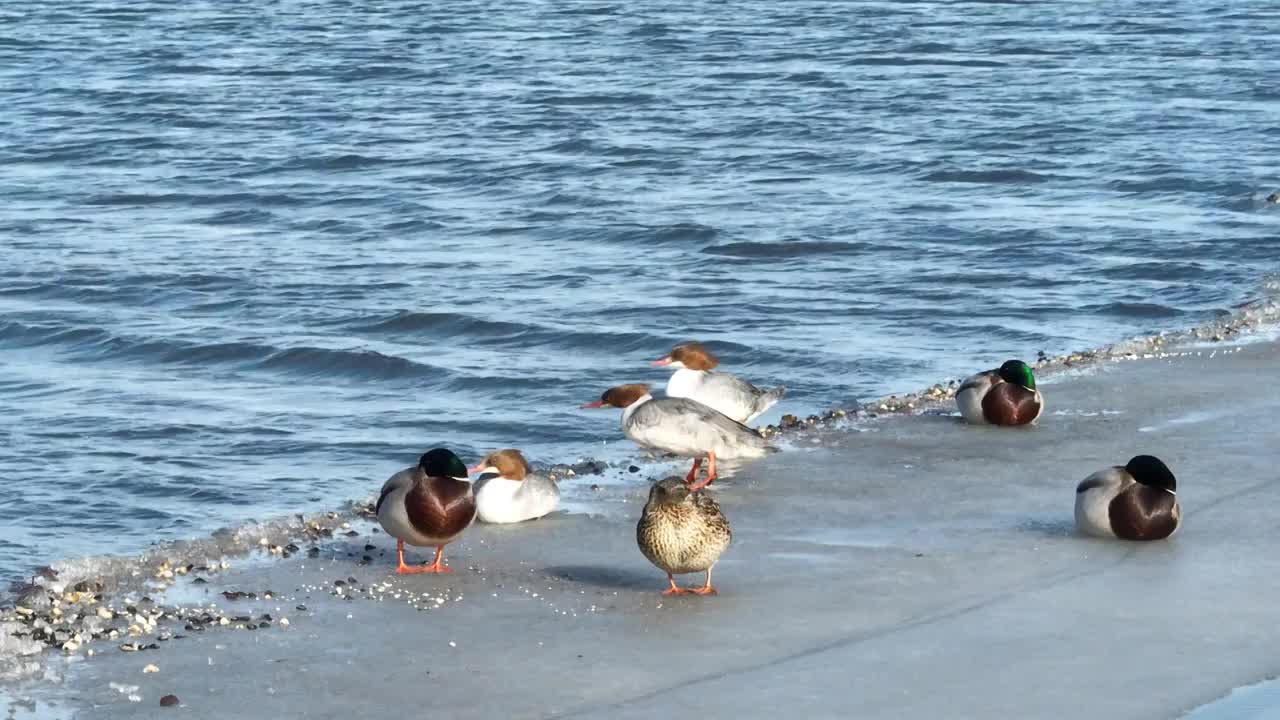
[1108,484,1180,540]
[981,382,1042,426]
[405,475,476,540]
[375,448,476,574]
[1075,455,1181,541]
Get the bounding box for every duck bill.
[580,400,606,409]
[651,357,673,367]
[467,463,486,475]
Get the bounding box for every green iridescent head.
[998,360,1036,391]
[418,448,469,479]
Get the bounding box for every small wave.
[782,72,846,88]
[627,23,672,37]
[251,347,445,381]
[348,310,528,339]
[920,169,1052,184]
[554,5,617,15]
[527,92,657,107]
[82,191,306,208]
[846,56,1009,68]
[266,154,403,172]
[705,71,778,82]
[602,222,719,245]
[1096,262,1207,282]
[200,209,275,225]
[1086,302,1186,319]
[901,42,955,53]
[0,319,448,383]
[702,240,872,258]
[101,423,291,442]
[1107,176,1204,193]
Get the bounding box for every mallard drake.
[636,477,732,595]
[1075,455,1181,541]
[581,383,776,490]
[955,359,1044,426]
[469,448,560,524]
[652,342,785,424]
[375,448,476,574]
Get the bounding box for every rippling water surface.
[2,0,1278,579]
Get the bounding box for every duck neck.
[476,476,523,504]
[621,393,654,425]
[666,368,708,399]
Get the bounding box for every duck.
[581,383,776,489]
[375,448,476,574]
[469,448,560,524]
[636,476,732,595]
[652,342,785,424]
[1075,455,1181,541]
[955,359,1044,426]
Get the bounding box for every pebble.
[160,694,180,707]
[143,664,159,673]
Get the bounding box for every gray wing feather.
[376,468,414,515]
[631,397,773,455]
[957,370,998,394]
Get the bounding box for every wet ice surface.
[1182,678,1280,720]
[2,337,1274,718]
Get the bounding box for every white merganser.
[581,383,777,489]
[652,342,785,424]
[469,448,560,524]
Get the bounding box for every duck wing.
[376,467,415,515]
[957,369,999,395]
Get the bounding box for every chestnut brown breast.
[1109,485,1179,541]
[981,383,1041,426]
[405,475,476,540]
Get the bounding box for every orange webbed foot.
[661,575,688,595]
[397,563,451,574]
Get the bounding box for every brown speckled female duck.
[955,359,1044,426]
[375,448,476,574]
[636,477,732,595]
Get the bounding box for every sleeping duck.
[636,476,732,595]
[469,448,560,524]
[955,359,1044,426]
[376,448,476,574]
[1074,455,1181,541]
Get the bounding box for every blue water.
[1,0,1278,581]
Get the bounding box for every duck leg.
[684,457,702,485]
[688,567,718,595]
[395,540,418,574]
[419,545,453,573]
[396,542,453,574]
[661,573,689,595]
[687,451,717,491]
